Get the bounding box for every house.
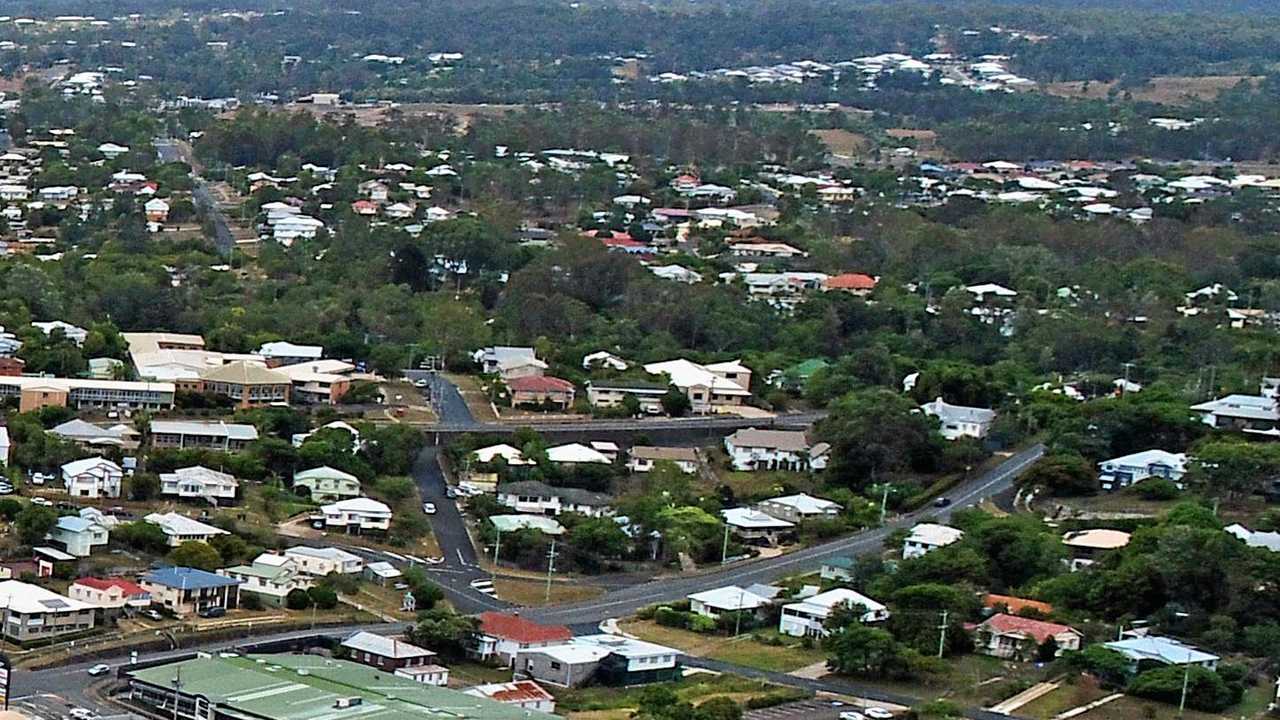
[773,358,829,390]
[688,584,780,620]
[496,481,613,517]
[965,283,1018,303]
[47,515,109,557]
[145,197,170,223]
[1190,394,1279,435]
[144,512,230,547]
[293,466,362,501]
[51,418,138,449]
[626,446,699,474]
[1062,529,1130,571]
[472,611,573,667]
[291,420,362,449]
[255,341,324,366]
[284,546,365,576]
[983,594,1054,617]
[517,635,680,688]
[220,554,313,607]
[903,523,965,559]
[779,588,889,638]
[472,444,535,466]
[721,507,795,544]
[364,561,403,586]
[975,614,1083,660]
[319,498,392,535]
[582,351,628,371]
[464,681,556,713]
[545,443,611,465]
[1103,636,1219,672]
[507,376,576,409]
[342,631,448,686]
[0,426,8,468]
[98,142,130,158]
[474,347,548,379]
[723,428,829,471]
[757,493,841,522]
[0,580,95,642]
[277,360,355,405]
[727,241,805,259]
[1098,450,1188,491]
[490,515,565,536]
[62,457,123,498]
[68,577,152,613]
[585,380,669,414]
[920,397,996,440]
[150,420,260,451]
[199,361,291,407]
[160,466,239,504]
[644,358,752,413]
[824,273,878,296]
[140,567,240,617]
[31,320,88,345]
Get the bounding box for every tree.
[660,387,692,417]
[1127,666,1240,712]
[820,389,944,489]
[286,588,314,610]
[824,622,909,678]
[1020,453,1097,496]
[129,472,161,501]
[114,520,170,554]
[407,608,477,659]
[168,541,223,571]
[14,505,57,546]
[308,586,339,609]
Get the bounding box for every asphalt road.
[156,137,235,257]
[524,443,1045,627]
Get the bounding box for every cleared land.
[810,128,871,158]
[1043,75,1261,106]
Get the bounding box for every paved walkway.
[988,681,1060,714]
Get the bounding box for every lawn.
[620,620,826,673]
[445,661,520,687]
[838,653,1048,710]
[493,577,604,607]
[554,672,806,714]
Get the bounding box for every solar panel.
[40,599,70,609]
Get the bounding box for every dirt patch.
[1043,75,1261,106]
[283,102,525,132]
[493,576,604,607]
[809,128,870,158]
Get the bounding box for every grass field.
[620,620,827,673]
[810,128,871,158]
[1043,75,1261,106]
[493,577,604,606]
[555,672,806,716]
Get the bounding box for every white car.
[422,502,436,514]
[87,664,111,677]
[31,497,53,507]
[863,709,894,720]
[839,712,866,720]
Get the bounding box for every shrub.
[687,614,717,633]
[286,588,313,610]
[1136,478,1180,500]
[655,606,687,628]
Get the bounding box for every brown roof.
[980,613,1079,643]
[983,593,1054,616]
[630,446,699,462]
[727,428,810,452]
[478,612,572,644]
[200,360,290,386]
[507,376,575,393]
[825,273,878,290]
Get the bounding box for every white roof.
[906,523,964,547]
[62,457,122,476]
[365,561,401,578]
[1104,636,1219,665]
[1100,449,1187,469]
[0,580,93,614]
[762,493,841,514]
[572,633,680,659]
[285,546,362,563]
[722,507,794,530]
[784,587,885,615]
[644,358,750,395]
[323,498,392,516]
[529,643,611,664]
[150,420,259,441]
[546,443,611,464]
[473,444,534,465]
[160,465,238,490]
[341,631,435,659]
[688,585,774,611]
[965,283,1018,297]
[144,512,229,538]
[1062,529,1131,550]
[256,341,323,359]
[294,466,359,482]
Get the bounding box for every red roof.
[507,376,575,394]
[481,681,554,704]
[980,613,1078,643]
[983,593,1054,616]
[478,612,572,644]
[74,576,149,596]
[825,273,878,291]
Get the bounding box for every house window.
[550,661,562,670]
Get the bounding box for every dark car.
[197,606,227,619]
[933,496,952,508]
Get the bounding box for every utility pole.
[734,587,745,637]
[544,538,558,604]
[1122,362,1135,396]
[1178,650,1192,717]
[936,610,949,658]
[879,484,890,525]
[493,527,502,566]
[720,523,731,564]
[172,666,183,720]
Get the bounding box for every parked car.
[197,606,226,619]
[414,379,429,388]
[144,609,163,621]
[838,713,865,720]
[863,709,895,720]
[422,502,436,514]
[445,487,458,499]
[87,664,111,677]
[31,497,53,507]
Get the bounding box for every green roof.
[788,358,829,379]
[128,653,560,720]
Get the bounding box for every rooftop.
[150,420,259,441]
[127,654,559,720]
[142,566,239,590]
[478,612,572,644]
[341,631,435,659]
[0,580,93,614]
[726,428,811,452]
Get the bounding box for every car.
[863,709,895,720]
[144,610,163,621]
[414,379,429,388]
[933,496,952,508]
[69,708,98,720]
[87,664,111,677]
[0,484,13,495]
[422,502,437,514]
[445,487,458,499]
[839,713,866,720]
[31,497,53,507]
[197,606,226,619]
